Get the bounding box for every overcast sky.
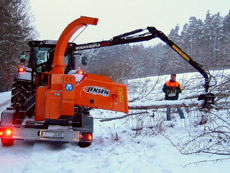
[29,0,230,45]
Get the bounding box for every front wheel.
[1,138,15,147]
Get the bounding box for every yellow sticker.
[118,88,123,95]
[172,45,190,61]
[57,77,61,83]
[118,88,124,102]
[120,95,124,102]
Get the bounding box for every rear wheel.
[1,138,15,147]
[78,132,93,148]
[11,79,35,118]
[78,142,91,148]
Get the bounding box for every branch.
[183,158,230,168]
[100,111,148,122]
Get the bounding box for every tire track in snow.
[0,140,36,173]
[22,141,73,173]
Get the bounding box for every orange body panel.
[45,90,62,120]
[35,86,48,121]
[51,74,63,90]
[61,75,76,116]
[75,74,129,113]
[35,75,77,120]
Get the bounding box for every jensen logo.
[83,86,110,97]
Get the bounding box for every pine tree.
[0,0,37,91]
[222,11,230,67]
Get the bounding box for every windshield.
[29,47,51,70]
[29,46,73,73]
[35,48,50,65]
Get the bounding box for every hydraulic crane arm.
[74,27,210,92]
[147,27,210,93]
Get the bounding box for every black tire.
[78,142,91,148]
[1,138,14,147]
[11,79,35,118]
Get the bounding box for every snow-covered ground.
[0,70,230,173]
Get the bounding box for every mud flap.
[1,110,14,126]
[82,116,93,131]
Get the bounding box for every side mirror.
[82,56,87,65]
[20,52,26,63]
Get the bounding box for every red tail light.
[80,133,92,142]
[76,70,84,75]
[18,67,26,72]
[6,129,12,136]
[0,128,13,138]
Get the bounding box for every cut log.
[128,100,204,110]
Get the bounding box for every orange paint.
[61,75,76,116]
[45,90,62,119]
[35,86,48,121]
[75,74,129,113]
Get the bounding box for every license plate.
[40,131,64,139]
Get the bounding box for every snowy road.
[0,91,229,173]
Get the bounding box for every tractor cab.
[27,40,76,74]
[17,40,85,86]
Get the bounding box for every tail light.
[6,129,12,136]
[0,128,13,138]
[18,67,26,72]
[0,128,14,146]
[76,70,84,75]
[80,133,92,142]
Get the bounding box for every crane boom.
[74,26,215,107]
[74,27,210,92]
